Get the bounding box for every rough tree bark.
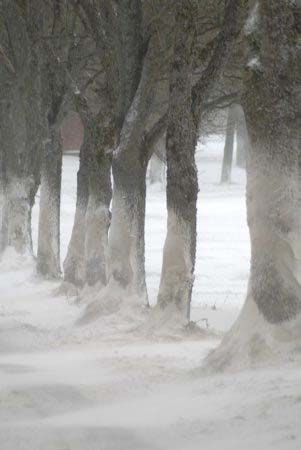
[108,95,149,306]
[37,121,62,278]
[105,0,171,307]
[156,0,245,325]
[36,3,72,278]
[83,117,112,288]
[206,0,301,370]
[156,1,198,324]
[221,105,236,183]
[0,0,42,256]
[63,128,89,288]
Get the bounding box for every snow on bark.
[37,126,62,279]
[84,200,110,287]
[0,2,42,258]
[84,130,112,289]
[107,166,148,306]
[244,1,259,35]
[156,2,198,327]
[4,178,33,255]
[63,142,89,290]
[157,212,195,325]
[206,0,301,370]
[104,59,159,309]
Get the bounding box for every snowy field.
[1,138,301,450]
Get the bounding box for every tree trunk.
[63,132,89,288]
[84,124,112,288]
[0,91,39,256]
[108,148,148,305]
[235,105,249,169]
[0,2,42,257]
[37,124,62,278]
[221,105,236,183]
[5,178,33,255]
[206,0,301,370]
[156,2,198,325]
[106,44,165,306]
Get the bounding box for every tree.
[36,1,79,278]
[206,0,301,370]
[220,105,236,183]
[156,0,245,326]
[63,0,121,293]
[62,120,89,289]
[75,0,171,311]
[0,0,43,256]
[156,1,198,325]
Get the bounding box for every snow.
[247,57,263,72]
[244,2,260,36]
[1,137,301,449]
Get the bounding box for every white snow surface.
[1,137,301,450]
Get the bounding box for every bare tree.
[0,0,43,256]
[36,1,80,278]
[220,105,236,184]
[207,0,301,370]
[156,0,245,326]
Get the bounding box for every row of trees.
[1,1,300,364]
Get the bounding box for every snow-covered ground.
[1,138,301,450]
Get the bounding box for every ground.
[1,138,300,450]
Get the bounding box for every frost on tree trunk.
[156,2,198,325]
[108,142,148,306]
[0,87,40,257]
[106,71,161,307]
[84,123,112,288]
[221,105,236,183]
[235,104,249,169]
[206,0,301,370]
[37,125,62,278]
[0,2,42,257]
[63,131,89,288]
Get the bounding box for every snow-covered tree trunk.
[0,93,40,258]
[206,0,301,370]
[106,41,167,306]
[5,180,33,254]
[221,105,236,183]
[108,142,148,305]
[0,1,42,257]
[84,124,112,288]
[37,124,62,278]
[156,2,198,324]
[109,159,148,303]
[235,105,249,169]
[63,132,89,288]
